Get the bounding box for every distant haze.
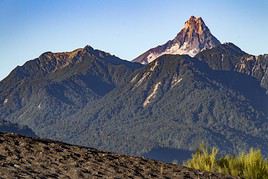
[0,0,268,80]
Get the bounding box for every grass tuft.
[185,144,268,178]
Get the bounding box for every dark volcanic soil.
[0,133,236,179]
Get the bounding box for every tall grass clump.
[185,145,268,179]
[186,143,218,172]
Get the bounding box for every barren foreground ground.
[0,133,235,178]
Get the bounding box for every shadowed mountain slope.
[0,46,142,138]
[51,55,268,158]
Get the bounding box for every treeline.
[185,144,268,179]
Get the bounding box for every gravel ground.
[0,133,237,179]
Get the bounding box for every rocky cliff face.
[133,16,221,64]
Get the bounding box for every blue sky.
[0,0,267,80]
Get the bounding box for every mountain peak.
[185,16,203,25]
[83,45,94,52]
[183,16,208,35]
[133,16,221,64]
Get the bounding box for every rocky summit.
[0,132,235,179]
[133,16,220,64]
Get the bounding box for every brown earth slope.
[0,133,235,179]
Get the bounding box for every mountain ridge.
[196,43,268,92]
[1,16,268,163]
[35,54,268,158]
[0,45,141,138]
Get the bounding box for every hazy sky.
[0,0,267,80]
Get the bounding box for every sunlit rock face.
[133,16,221,64]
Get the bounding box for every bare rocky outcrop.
[133,16,220,64]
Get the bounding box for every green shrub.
[185,143,218,172]
[185,145,268,179]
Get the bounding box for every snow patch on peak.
[245,56,256,61]
[145,42,201,62]
[143,82,161,107]
[147,53,159,63]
